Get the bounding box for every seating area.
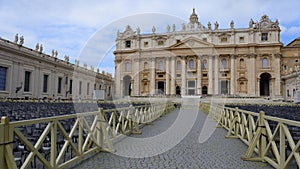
[225,104,300,121]
[0,101,149,168]
[0,101,150,122]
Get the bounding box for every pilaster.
[150,58,156,95]
[197,56,202,95]
[208,55,213,95]
[230,55,236,95]
[181,56,187,95]
[214,55,219,95]
[170,56,176,95]
[165,57,170,95]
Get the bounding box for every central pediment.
[169,36,214,49]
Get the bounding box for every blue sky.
[0,0,300,76]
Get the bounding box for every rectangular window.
[0,66,7,91]
[43,74,48,93]
[94,83,96,90]
[158,40,164,46]
[125,40,131,48]
[261,33,268,41]
[202,38,207,42]
[79,81,82,95]
[203,73,207,77]
[58,77,62,94]
[239,37,244,43]
[221,37,227,43]
[69,79,73,94]
[87,82,90,95]
[144,41,148,47]
[187,81,196,95]
[24,71,31,92]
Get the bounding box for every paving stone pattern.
[72,107,272,169]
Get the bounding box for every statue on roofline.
[14,34,18,43]
[19,36,24,46]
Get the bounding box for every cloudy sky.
[0,0,299,76]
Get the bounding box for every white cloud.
[1,0,300,74]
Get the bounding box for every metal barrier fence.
[0,102,175,169]
[200,102,300,169]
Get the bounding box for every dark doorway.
[220,80,229,95]
[176,86,181,95]
[157,81,165,94]
[123,75,132,96]
[202,86,208,95]
[260,73,271,96]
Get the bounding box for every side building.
[281,37,300,102]
[114,9,283,98]
[0,37,114,100]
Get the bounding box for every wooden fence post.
[258,111,266,159]
[0,116,17,169]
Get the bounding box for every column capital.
[248,53,257,58]
[230,54,237,59]
[150,57,156,62]
[133,58,140,62]
[274,53,282,58]
[197,55,203,60]
[180,55,188,60]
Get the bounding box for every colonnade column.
[274,54,281,98]
[214,55,219,95]
[230,55,236,95]
[165,57,170,95]
[181,56,186,95]
[114,61,121,98]
[133,58,140,96]
[208,55,213,95]
[197,56,202,95]
[248,54,256,96]
[170,56,176,95]
[150,58,156,95]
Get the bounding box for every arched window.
[240,58,245,69]
[189,59,195,69]
[202,60,207,70]
[262,58,268,69]
[158,60,164,71]
[221,58,227,69]
[125,62,131,72]
[176,60,181,70]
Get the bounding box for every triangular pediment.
[169,36,214,49]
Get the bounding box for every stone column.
[133,58,140,96]
[197,56,202,95]
[150,58,156,95]
[170,56,176,95]
[181,56,187,95]
[274,54,281,97]
[230,55,236,95]
[214,55,219,95]
[248,54,256,96]
[208,55,213,95]
[114,60,121,98]
[165,57,170,95]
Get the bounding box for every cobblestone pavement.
[72,106,272,169]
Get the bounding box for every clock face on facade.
[261,22,268,28]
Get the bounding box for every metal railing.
[200,102,300,169]
[0,102,175,169]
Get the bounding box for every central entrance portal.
[260,73,271,96]
[157,81,165,94]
